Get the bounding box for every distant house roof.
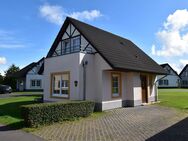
[47,17,166,74]
[179,64,188,77]
[160,63,179,77]
[13,58,45,78]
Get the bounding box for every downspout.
[82,61,88,100]
[154,74,168,102]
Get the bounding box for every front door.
[140,75,148,103]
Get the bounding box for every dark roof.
[13,57,45,78]
[179,64,188,77]
[13,62,36,78]
[160,63,179,77]
[47,17,166,74]
[38,63,44,75]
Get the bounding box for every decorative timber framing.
[50,22,97,57]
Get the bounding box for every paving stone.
[32,105,188,141]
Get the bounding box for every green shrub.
[21,101,95,127]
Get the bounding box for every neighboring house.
[157,63,180,88]
[14,58,44,91]
[43,17,165,111]
[179,64,188,88]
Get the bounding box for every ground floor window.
[159,79,168,86]
[30,79,41,88]
[111,73,121,98]
[51,72,70,98]
[182,80,188,85]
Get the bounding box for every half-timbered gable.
[51,23,96,57]
[157,63,180,88]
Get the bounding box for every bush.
[21,101,95,127]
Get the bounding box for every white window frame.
[30,79,42,88]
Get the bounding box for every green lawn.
[0,96,41,129]
[12,91,43,94]
[158,88,188,110]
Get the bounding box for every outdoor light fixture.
[74,80,78,87]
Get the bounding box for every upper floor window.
[72,36,80,52]
[55,36,80,56]
[62,39,71,54]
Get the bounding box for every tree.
[4,64,20,76]
[3,64,20,90]
[0,73,3,84]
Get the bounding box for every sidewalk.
[0,124,45,141]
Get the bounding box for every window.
[164,80,168,85]
[36,80,41,87]
[51,72,70,98]
[159,79,168,86]
[30,80,41,88]
[62,39,71,54]
[31,80,36,87]
[159,80,163,85]
[111,73,121,98]
[54,36,81,56]
[72,36,80,52]
[182,80,188,85]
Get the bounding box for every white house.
[179,64,188,88]
[157,63,180,88]
[14,58,44,91]
[43,17,165,111]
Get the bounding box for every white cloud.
[0,57,6,65]
[39,4,64,25]
[69,10,102,21]
[152,9,188,57]
[0,44,25,49]
[0,30,26,49]
[179,59,188,67]
[151,44,156,55]
[39,3,102,25]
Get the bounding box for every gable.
[51,23,96,57]
[27,59,44,75]
[163,65,177,76]
[180,65,188,77]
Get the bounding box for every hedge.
[21,101,95,127]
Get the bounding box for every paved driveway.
[32,105,188,141]
[0,124,45,141]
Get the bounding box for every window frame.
[36,80,41,87]
[30,80,36,87]
[50,71,70,99]
[111,72,122,99]
[30,79,42,88]
[53,35,81,57]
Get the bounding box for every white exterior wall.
[43,53,80,102]
[157,75,180,87]
[25,74,43,90]
[79,53,112,103]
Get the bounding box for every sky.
[1,0,188,75]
